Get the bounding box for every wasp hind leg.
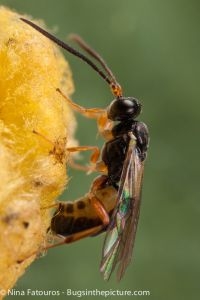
[46,224,104,250]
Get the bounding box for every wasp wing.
[100,133,145,281]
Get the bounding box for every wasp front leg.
[57,88,113,141]
[57,88,105,118]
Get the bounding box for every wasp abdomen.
[51,198,101,236]
[51,184,117,237]
[51,213,102,236]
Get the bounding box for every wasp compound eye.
[107,97,141,121]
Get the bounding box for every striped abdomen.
[51,184,117,237]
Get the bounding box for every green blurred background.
[2,0,199,299]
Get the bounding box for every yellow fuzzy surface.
[0,6,76,294]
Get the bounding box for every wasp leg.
[41,203,59,210]
[32,129,54,145]
[33,130,101,171]
[46,224,104,249]
[68,157,92,172]
[67,145,101,173]
[89,195,110,226]
[33,129,67,162]
[97,113,113,141]
[63,225,104,242]
[57,88,105,118]
[67,146,100,164]
[57,88,114,141]
[68,159,108,175]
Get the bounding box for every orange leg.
[33,129,54,145]
[97,113,113,141]
[89,196,110,226]
[62,225,104,242]
[67,145,100,165]
[90,175,108,194]
[68,157,92,172]
[57,88,113,141]
[41,203,59,210]
[45,224,104,249]
[67,145,101,173]
[57,88,105,119]
[33,130,101,172]
[32,130,67,164]
[16,224,103,263]
[68,157,107,174]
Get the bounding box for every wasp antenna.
[69,35,117,81]
[20,18,115,90]
[69,34,123,97]
[110,82,123,97]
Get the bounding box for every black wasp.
[20,18,149,281]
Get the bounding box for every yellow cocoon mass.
[0,6,76,293]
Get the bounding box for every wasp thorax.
[107,97,141,121]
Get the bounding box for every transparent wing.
[100,133,145,281]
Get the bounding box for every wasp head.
[107,97,141,121]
